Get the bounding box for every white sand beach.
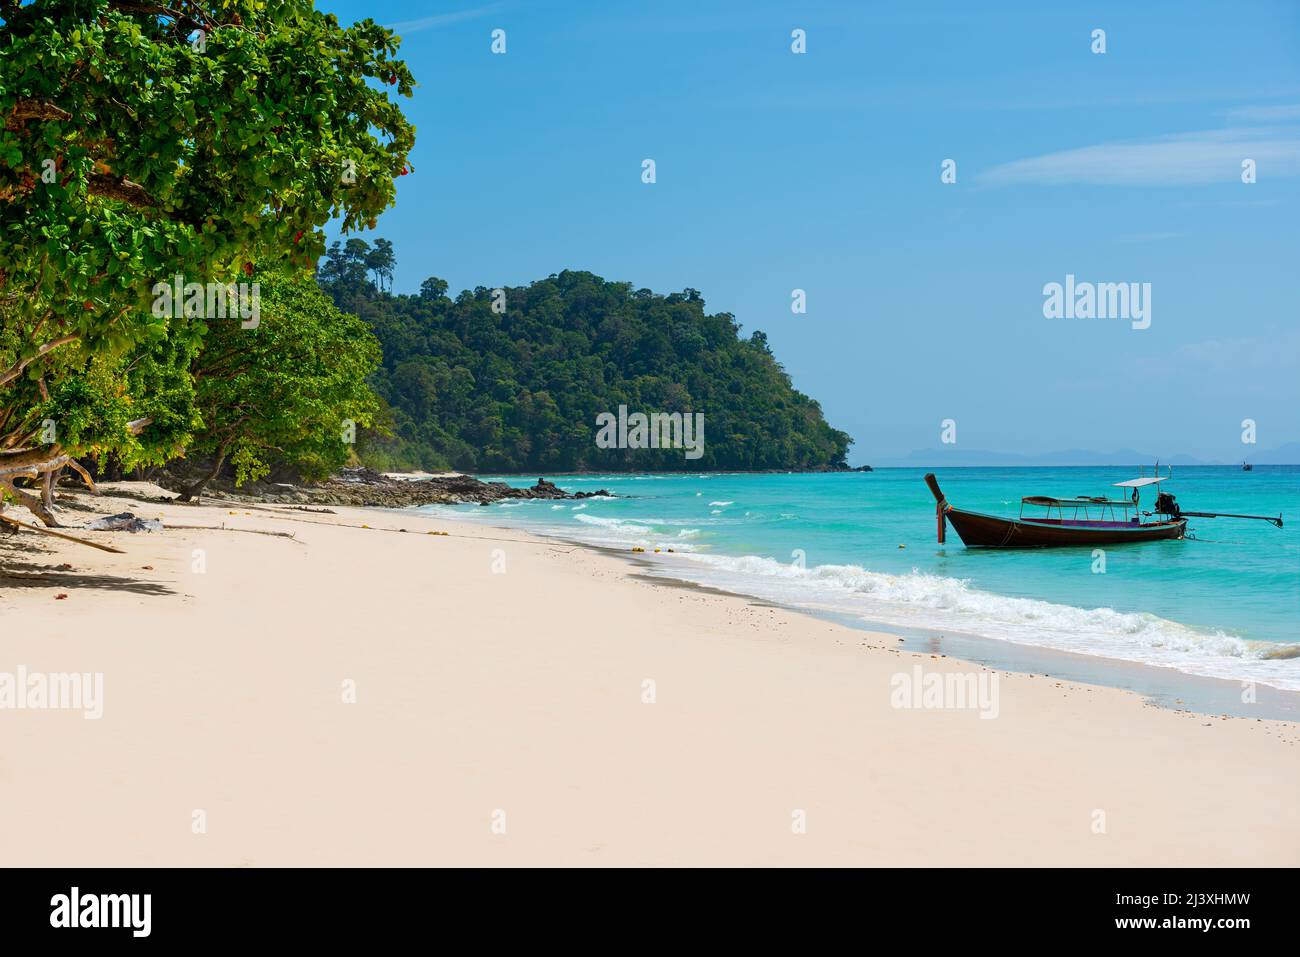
[1,484,1297,866]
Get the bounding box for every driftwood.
[0,513,126,553]
[167,523,296,540]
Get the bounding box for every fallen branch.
[167,522,296,540]
[0,513,126,553]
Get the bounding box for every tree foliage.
[0,0,415,521]
[178,269,381,499]
[318,240,853,473]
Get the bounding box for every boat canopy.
[1113,476,1167,488]
[1023,495,1133,507]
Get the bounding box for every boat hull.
[944,507,1186,548]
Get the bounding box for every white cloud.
[389,3,505,35]
[1132,329,1300,382]
[977,129,1300,186]
[1116,231,1184,244]
[1224,103,1300,124]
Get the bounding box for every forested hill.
[316,240,852,473]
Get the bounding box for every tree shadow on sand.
[0,538,175,597]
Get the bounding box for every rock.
[153,467,614,508]
[335,466,388,485]
[87,512,164,533]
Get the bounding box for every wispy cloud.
[1225,103,1300,124]
[977,128,1300,187]
[744,86,1300,116]
[1132,329,1300,383]
[1116,231,1183,244]
[389,3,505,35]
[1052,329,1300,408]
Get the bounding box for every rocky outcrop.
[154,467,611,508]
[297,472,613,508]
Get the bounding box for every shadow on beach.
[0,536,175,597]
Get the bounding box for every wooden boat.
[924,473,1188,548]
[924,472,1281,548]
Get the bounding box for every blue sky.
[323,0,1300,464]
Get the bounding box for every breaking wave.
[658,553,1300,690]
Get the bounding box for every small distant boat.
[924,471,1281,549]
[1242,461,1253,471]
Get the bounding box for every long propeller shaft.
[1174,510,1283,528]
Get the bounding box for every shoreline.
[2,484,1298,865]
[631,559,1300,722]
[472,463,1299,476]
[409,503,1300,721]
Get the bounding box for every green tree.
[365,238,395,293]
[178,270,381,501]
[316,242,853,473]
[0,0,415,522]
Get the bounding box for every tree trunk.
[0,478,61,527]
[99,456,124,482]
[41,465,61,510]
[178,443,231,503]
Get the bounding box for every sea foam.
[665,552,1300,691]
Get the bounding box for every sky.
[322,0,1300,465]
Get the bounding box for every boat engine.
[1154,490,1181,518]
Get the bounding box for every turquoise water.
[421,467,1300,690]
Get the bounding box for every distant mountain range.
[870,442,1300,468]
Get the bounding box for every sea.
[415,466,1300,694]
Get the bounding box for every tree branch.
[0,334,79,388]
[87,173,159,209]
[0,476,63,526]
[0,451,71,479]
[5,99,72,131]
[0,510,125,552]
[107,2,230,35]
[64,458,97,492]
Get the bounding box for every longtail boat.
[924,471,1281,549]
